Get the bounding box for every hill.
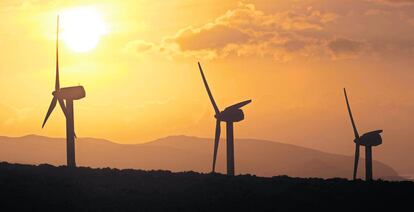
[0,162,412,211]
[0,135,400,179]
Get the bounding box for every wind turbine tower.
[197,62,251,176]
[344,88,382,181]
[42,16,86,168]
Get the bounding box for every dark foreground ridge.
[0,162,413,212]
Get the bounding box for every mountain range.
[0,135,401,180]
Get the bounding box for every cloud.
[387,0,414,3]
[169,2,338,60]
[364,9,391,16]
[174,25,250,51]
[126,3,338,61]
[371,0,414,5]
[328,38,366,59]
[125,1,414,61]
[124,40,154,54]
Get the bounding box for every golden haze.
[1,0,414,175]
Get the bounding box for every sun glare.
[60,7,107,53]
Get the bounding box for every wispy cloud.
[0,103,33,126]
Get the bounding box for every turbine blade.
[212,120,221,173]
[226,100,252,110]
[353,143,360,180]
[55,15,60,91]
[58,99,67,118]
[344,88,359,138]
[198,62,220,115]
[42,97,57,128]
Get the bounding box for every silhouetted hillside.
[0,135,400,179]
[0,162,412,212]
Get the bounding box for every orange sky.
[1,0,414,174]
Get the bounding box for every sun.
[60,7,107,53]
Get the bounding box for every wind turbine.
[343,88,382,181]
[197,62,251,176]
[42,16,86,168]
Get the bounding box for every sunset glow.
[60,7,107,52]
[2,1,414,210]
[1,0,414,179]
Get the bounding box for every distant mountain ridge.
[0,135,401,180]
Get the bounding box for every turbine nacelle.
[216,108,245,122]
[215,100,251,122]
[354,130,383,147]
[52,86,86,100]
